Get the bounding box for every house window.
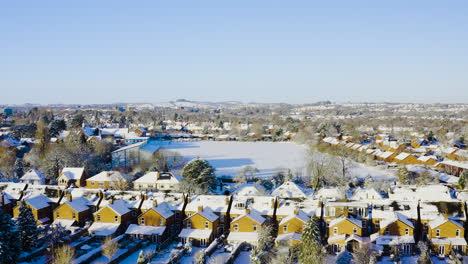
[91,182,95,185]
[159,218,164,226]
[187,221,191,228]
[330,208,335,216]
[72,212,76,219]
[254,224,258,232]
[114,215,118,222]
[384,228,390,235]
[205,221,209,229]
[283,225,287,233]
[436,229,440,237]
[333,227,338,235]
[56,212,60,218]
[353,227,358,234]
[97,214,101,221]
[405,228,409,235]
[234,223,239,232]
[141,217,145,225]
[456,229,461,237]
[348,208,353,213]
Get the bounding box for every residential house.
[86,171,131,190]
[371,212,415,256]
[275,208,309,246]
[227,208,266,246]
[89,199,133,237]
[271,181,307,198]
[53,193,92,227]
[180,206,219,247]
[394,153,419,165]
[57,167,87,188]
[327,216,366,253]
[20,169,46,185]
[428,217,466,256]
[417,156,438,166]
[133,171,182,191]
[13,194,54,224]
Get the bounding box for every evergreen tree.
[299,216,325,264]
[459,171,468,190]
[0,209,20,264]
[181,159,216,194]
[14,158,24,179]
[250,225,276,264]
[17,202,38,251]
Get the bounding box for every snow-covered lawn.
[179,246,203,264]
[149,140,309,178]
[234,251,251,264]
[378,256,419,264]
[119,244,157,264]
[149,242,180,263]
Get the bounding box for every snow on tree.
[299,216,325,264]
[194,250,207,264]
[52,244,75,264]
[250,225,276,264]
[353,243,378,264]
[137,250,146,264]
[180,158,216,194]
[0,209,20,264]
[17,202,38,251]
[417,241,431,264]
[102,236,118,261]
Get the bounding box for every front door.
[438,245,445,256]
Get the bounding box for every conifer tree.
[0,209,20,264]
[17,202,38,251]
[299,216,325,264]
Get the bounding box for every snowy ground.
[149,140,309,178]
[179,246,203,264]
[119,244,157,264]
[148,140,396,180]
[233,250,251,264]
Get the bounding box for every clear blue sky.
[1,1,467,104]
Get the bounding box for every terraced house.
[180,205,219,247]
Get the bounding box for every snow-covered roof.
[394,152,411,161]
[380,212,414,229]
[227,231,259,243]
[329,217,363,228]
[418,155,437,162]
[437,160,468,170]
[231,209,266,224]
[279,210,309,225]
[60,168,85,180]
[327,234,347,243]
[189,207,219,222]
[63,197,91,212]
[97,200,131,216]
[125,224,166,236]
[87,171,130,182]
[149,202,174,219]
[389,185,454,202]
[179,228,212,239]
[234,183,267,196]
[431,237,467,245]
[21,169,46,181]
[24,194,52,210]
[271,181,306,198]
[276,232,302,242]
[314,188,344,200]
[88,222,120,237]
[428,217,464,229]
[378,151,395,159]
[372,234,415,245]
[350,188,383,201]
[52,219,76,229]
[184,195,231,214]
[134,171,181,184]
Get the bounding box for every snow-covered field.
[149,140,310,178]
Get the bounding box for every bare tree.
[52,244,75,264]
[353,243,378,264]
[102,236,118,262]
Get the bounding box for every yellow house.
[428,218,466,256]
[86,171,130,190]
[125,200,175,242]
[57,167,87,188]
[394,153,419,165]
[327,217,365,253]
[371,213,415,255]
[377,151,398,163]
[227,208,266,246]
[13,195,53,225]
[417,156,438,166]
[53,195,92,226]
[179,206,219,247]
[276,209,309,246]
[88,199,133,237]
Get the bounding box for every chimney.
[67,193,72,202]
[245,208,251,214]
[343,206,349,217]
[197,205,203,212]
[293,207,299,215]
[271,198,275,209]
[153,199,158,207]
[109,196,114,204]
[225,196,230,205]
[106,172,111,177]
